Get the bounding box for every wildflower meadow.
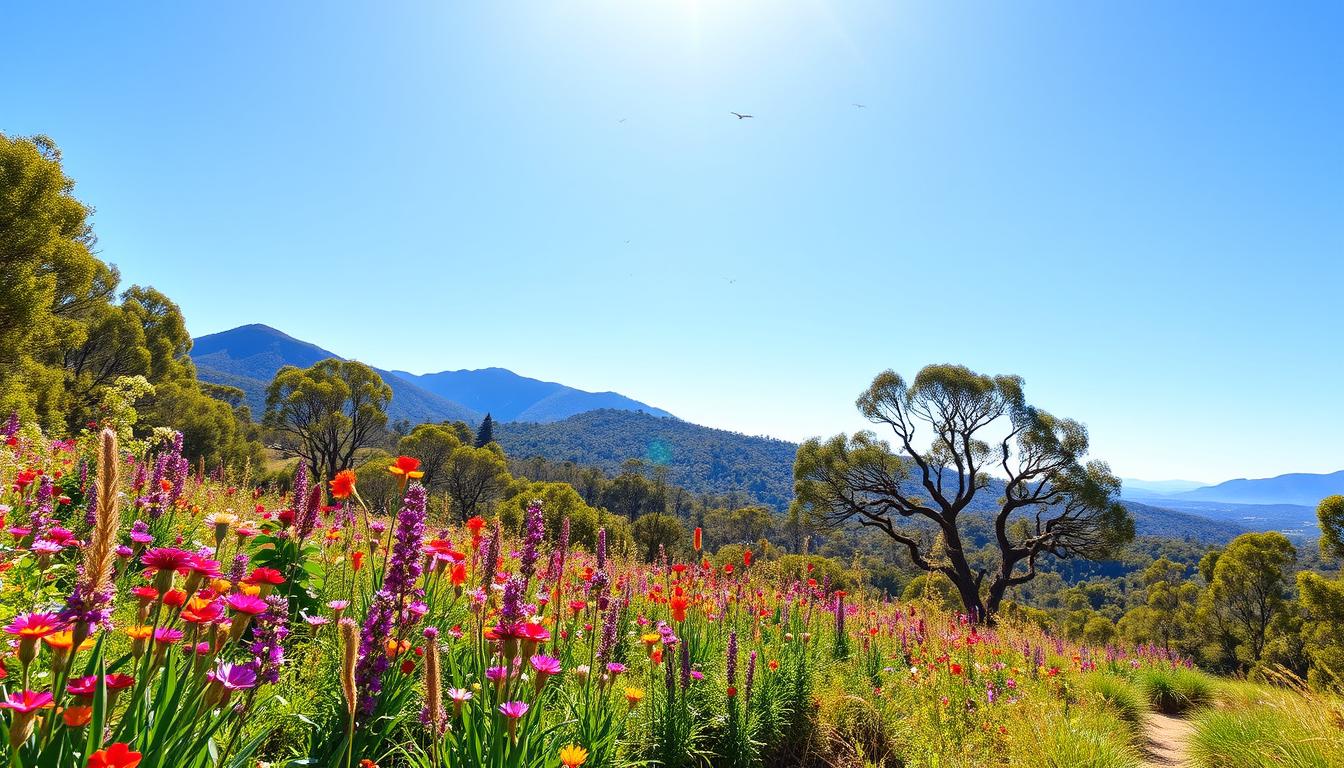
[0,417,1338,768]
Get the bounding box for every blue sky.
[6,2,1341,482]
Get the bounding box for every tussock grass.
[1084,674,1145,726]
[1005,707,1142,768]
[1136,667,1215,714]
[1189,681,1344,768]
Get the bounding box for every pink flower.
[530,655,562,675]
[226,593,268,616]
[5,612,63,639]
[498,700,529,719]
[141,547,194,573]
[0,690,53,713]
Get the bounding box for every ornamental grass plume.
[340,618,359,720]
[421,628,445,736]
[62,430,120,641]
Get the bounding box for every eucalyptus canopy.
[794,364,1133,620]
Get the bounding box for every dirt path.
[1140,713,1195,767]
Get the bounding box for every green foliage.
[1318,495,1344,562]
[440,442,512,521]
[1189,684,1344,768]
[1199,532,1297,670]
[1082,674,1145,724]
[264,358,392,483]
[474,413,495,448]
[632,512,685,562]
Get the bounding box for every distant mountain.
[1173,470,1344,507]
[191,324,479,424]
[1121,478,1207,499]
[190,324,674,428]
[1148,498,1320,539]
[391,368,674,423]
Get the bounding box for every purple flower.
[209,662,258,691]
[249,595,289,684]
[726,630,739,687]
[354,484,427,719]
[519,502,545,581]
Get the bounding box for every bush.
[1136,667,1215,714]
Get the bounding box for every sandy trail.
[1140,712,1195,767]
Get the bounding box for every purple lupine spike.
[665,638,677,694]
[1,412,18,439]
[227,553,249,584]
[480,522,501,589]
[726,630,739,688]
[291,462,308,518]
[680,636,692,691]
[500,576,526,628]
[354,484,428,718]
[519,501,544,581]
[249,595,289,684]
[596,528,607,570]
[597,602,619,661]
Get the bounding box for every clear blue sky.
[6,2,1341,483]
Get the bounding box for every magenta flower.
[5,612,63,639]
[498,700,529,719]
[485,665,508,682]
[66,676,98,697]
[530,655,562,675]
[141,547,193,572]
[226,593,268,616]
[0,690,53,713]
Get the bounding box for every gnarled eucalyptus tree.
[794,365,1133,620]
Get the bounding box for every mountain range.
[191,324,671,426]
[190,324,1335,543]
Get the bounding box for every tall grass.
[1135,667,1215,714]
[1189,682,1344,768]
[1084,674,1145,727]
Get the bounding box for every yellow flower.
[640,632,661,646]
[624,687,644,708]
[558,744,588,768]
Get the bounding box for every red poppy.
[88,743,142,768]
[329,469,357,500]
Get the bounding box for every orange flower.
[62,705,93,727]
[387,456,424,483]
[329,470,357,500]
[88,742,141,768]
[669,595,688,623]
[352,551,365,573]
[693,527,702,551]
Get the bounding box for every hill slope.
[393,368,674,423]
[1175,470,1344,506]
[495,409,798,508]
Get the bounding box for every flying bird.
[730,112,753,119]
[618,118,626,123]
[853,103,866,109]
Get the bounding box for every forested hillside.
[496,408,799,507]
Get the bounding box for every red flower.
[450,562,467,587]
[245,567,285,586]
[87,742,142,768]
[465,516,486,536]
[329,469,357,500]
[743,550,753,567]
[351,551,365,572]
[387,456,424,481]
[693,527,702,551]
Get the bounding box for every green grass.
[1135,667,1216,715]
[1189,686,1344,768]
[1006,707,1142,768]
[1084,674,1145,726]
